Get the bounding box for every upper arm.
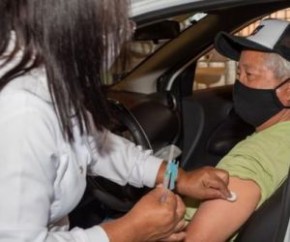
[185,177,261,242]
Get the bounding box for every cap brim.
[214,32,271,61]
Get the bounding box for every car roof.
[130,0,203,17]
[130,0,288,21]
[113,0,290,93]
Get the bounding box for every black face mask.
[233,79,290,127]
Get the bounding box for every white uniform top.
[0,67,163,242]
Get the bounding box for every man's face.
[234,49,290,129]
[237,50,279,89]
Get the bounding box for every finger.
[173,219,189,232]
[214,168,230,184]
[202,180,230,199]
[203,175,231,198]
[148,186,172,204]
[201,188,226,199]
[156,183,164,188]
[175,195,186,219]
[151,186,169,197]
[203,175,228,190]
[159,231,186,241]
[159,189,177,207]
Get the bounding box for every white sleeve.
[1,226,109,242]
[87,130,163,188]
[0,105,109,242]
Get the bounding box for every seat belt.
[235,167,290,242]
[275,167,290,242]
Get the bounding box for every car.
[70,0,290,241]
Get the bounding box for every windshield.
[108,12,207,84]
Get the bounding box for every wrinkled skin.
[102,186,186,242]
[176,166,231,200]
[102,165,230,242]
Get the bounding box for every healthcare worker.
[0,1,230,242]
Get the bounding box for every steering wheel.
[70,95,180,227]
[85,100,152,216]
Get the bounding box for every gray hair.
[264,52,290,81]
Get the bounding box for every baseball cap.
[214,18,290,61]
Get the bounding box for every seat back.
[236,168,290,242]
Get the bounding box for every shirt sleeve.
[0,226,110,242]
[0,102,109,242]
[217,124,290,206]
[87,129,163,188]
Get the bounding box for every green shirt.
[217,121,290,205]
[185,121,290,220]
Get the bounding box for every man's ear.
[282,82,290,106]
[276,81,290,106]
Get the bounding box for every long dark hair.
[0,0,130,141]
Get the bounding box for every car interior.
[70,1,290,241]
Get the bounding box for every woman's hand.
[102,186,186,242]
[176,166,231,200]
[157,219,188,242]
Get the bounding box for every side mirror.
[134,20,180,42]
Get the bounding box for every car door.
[71,0,290,234]
[114,0,290,170]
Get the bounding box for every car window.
[130,12,207,70]
[109,12,207,82]
[194,8,290,90]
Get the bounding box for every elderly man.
[185,18,290,242]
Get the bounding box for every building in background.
[194,8,290,90]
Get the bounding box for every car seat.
[235,167,290,242]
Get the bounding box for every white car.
[71,1,290,241]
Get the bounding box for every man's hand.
[176,166,230,200]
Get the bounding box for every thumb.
[215,168,230,184]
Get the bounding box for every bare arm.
[185,177,261,242]
[156,163,231,200]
